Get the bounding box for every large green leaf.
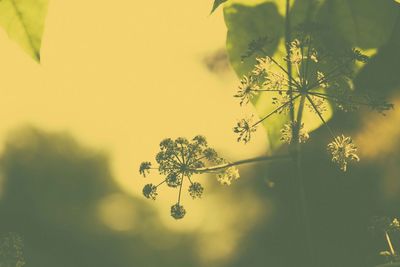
[0,0,49,62]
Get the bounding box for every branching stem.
[193,154,291,173]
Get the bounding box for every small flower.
[217,166,240,185]
[286,39,302,64]
[193,135,207,147]
[252,56,273,76]
[139,162,152,177]
[264,72,286,90]
[351,49,369,63]
[234,75,260,105]
[203,147,223,163]
[389,218,400,232]
[280,121,309,144]
[176,137,189,145]
[317,71,328,88]
[142,184,158,200]
[327,135,360,171]
[272,92,292,114]
[309,48,318,62]
[171,203,186,220]
[166,172,181,188]
[233,116,257,144]
[188,182,204,199]
[306,95,327,114]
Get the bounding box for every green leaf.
[0,0,49,62]
[355,17,400,97]
[224,2,284,76]
[211,0,228,14]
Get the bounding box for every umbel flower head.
[327,135,360,171]
[139,136,240,219]
[233,28,392,171]
[233,115,258,144]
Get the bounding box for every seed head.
[139,162,152,177]
[171,203,186,220]
[142,184,158,200]
[188,182,204,199]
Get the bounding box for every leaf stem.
[385,231,396,256]
[193,154,291,173]
[306,94,336,138]
[252,95,301,128]
[285,0,295,124]
[285,1,315,265]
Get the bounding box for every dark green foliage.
[0,127,198,267]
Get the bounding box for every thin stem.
[296,95,306,125]
[285,2,315,264]
[385,231,396,256]
[291,93,316,267]
[308,91,374,107]
[172,152,184,165]
[306,71,344,92]
[304,35,313,83]
[177,174,184,204]
[193,154,291,173]
[156,179,166,188]
[295,62,302,84]
[306,94,336,138]
[252,94,301,127]
[285,0,295,124]
[179,143,185,165]
[252,89,293,93]
[268,70,299,88]
[258,49,302,88]
[306,58,353,90]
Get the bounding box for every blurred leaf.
[355,13,400,95]
[211,0,228,14]
[224,2,284,77]
[316,0,399,49]
[0,0,49,62]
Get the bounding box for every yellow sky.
[0,3,272,261]
[0,0,267,198]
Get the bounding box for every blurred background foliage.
[0,0,399,267]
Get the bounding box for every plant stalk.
[285,0,315,264]
[194,154,291,173]
[385,231,396,256]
